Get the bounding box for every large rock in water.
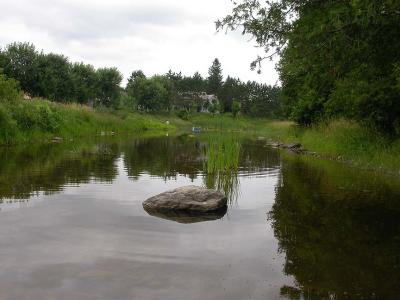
[143,186,227,223]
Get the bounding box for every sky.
[0,0,279,85]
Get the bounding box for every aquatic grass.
[189,114,400,174]
[203,133,241,203]
[203,134,241,173]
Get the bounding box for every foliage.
[37,53,71,102]
[128,75,172,111]
[247,84,282,118]
[203,133,241,203]
[177,109,190,121]
[70,62,98,104]
[231,99,241,117]
[0,42,123,106]
[0,98,173,145]
[217,76,246,112]
[207,58,223,94]
[270,156,400,299]
[218,0,400,134]
[0,105,17,143]
[96,67,123,108]
[2,42,39,96]
[0,73,20,102]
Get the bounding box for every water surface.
[0,135,399,299]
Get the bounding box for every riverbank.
[189,114,400,174]
[0,99,177,145]
[1,100,399,174]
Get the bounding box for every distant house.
[173,91,217,113]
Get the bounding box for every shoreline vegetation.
[0,38,399,175]
[0,98,175,144]
[190,114,400,174]
[1,96,399,175]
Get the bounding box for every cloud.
[0,0,279,85]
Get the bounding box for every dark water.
[0,135,399,300]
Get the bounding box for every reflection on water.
[143,205,228,224]
[0,135,400,299]
[270,156,400,299]
[0,135,280,208]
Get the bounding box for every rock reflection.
[143,206,228,224]
[270,156,400,299]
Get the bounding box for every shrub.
[0,74,20,102]
[177,109,190,120]
[0,105,17,143]
[37,103,62,132]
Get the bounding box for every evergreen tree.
[207,58,223,94]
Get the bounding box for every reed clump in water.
[203,134,241,203]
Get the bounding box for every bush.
[0,74,20,102]
[0,105,17,143]
[177,109,190,120]
[37,103,62,132]
[231,100,241,117]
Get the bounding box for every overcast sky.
[0,0,279,85]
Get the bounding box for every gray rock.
[143,186,227,213]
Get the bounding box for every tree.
[217,76,246,112]
[192,72,206,93]
[126,70,146,110]
[132,76,172,111]
[248,84,282,118]
[218,1,400,133]
[0,48,9,73]
[127,70,145,85]
[2,42,39,96]
[96,67,123,108]
[207,58,223,94]
[37,53,71,102]
[70,62,98,104]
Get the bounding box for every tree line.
[0,42,122,106]
[0,42,282,118]
[218,0,400,134]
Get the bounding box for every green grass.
[1,98,399,174]
[0,99,177,145]
[202,133,241,203]
[187,114,400,174]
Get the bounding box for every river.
[0,134,399,299]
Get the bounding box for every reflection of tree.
[270,157,400,299]
[0,142,119,201]
[0,135,282,207]
[123,135,203,181]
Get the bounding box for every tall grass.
[203,134,241,203]
[0,99,174,145]
[191,114,400,174]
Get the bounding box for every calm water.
[0,134,399,300]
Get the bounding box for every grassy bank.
[189,114,400,173]
[0,99,175,144]
[1,100,399,174]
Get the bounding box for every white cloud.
[0,0,279,85]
